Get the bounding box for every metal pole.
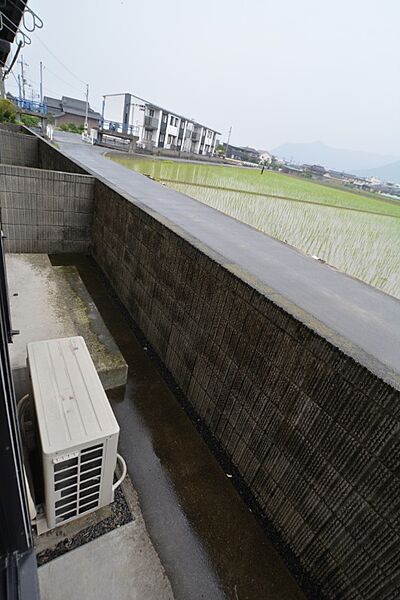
[17,74,22,101]
[39,61,43,104]
[20,56,25,100]
[0,70,5,99]
[84,83,89,131]
[101,95,105,125]
[225,125,232,158]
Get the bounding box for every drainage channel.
[50,254,305,600]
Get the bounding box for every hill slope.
[354,160,400,184]
[272,141,398,172]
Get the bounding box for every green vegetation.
[59,122,84,133]
[20,113,40,127]
[109,156,400,299]
[0,98,17,123]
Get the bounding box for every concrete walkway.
[54,132,400,390]
[38,521,174,600]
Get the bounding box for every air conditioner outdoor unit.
[27,336,121,533]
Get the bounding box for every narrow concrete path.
[54,133,400,389]
[53,255,306,600]
[38,522,174,600]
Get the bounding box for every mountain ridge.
[354,161,400,184]
[272,141,398,173]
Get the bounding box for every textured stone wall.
[0,130,39,167]
[0,165,94,253]
[91,179,400,599]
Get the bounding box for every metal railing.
[99,119,139,136]
[15,98,47,115]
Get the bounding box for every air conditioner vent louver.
[53,443,104,524]
[28,336,120,532]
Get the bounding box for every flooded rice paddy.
[110,156,400,299]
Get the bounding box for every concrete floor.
[38,518,173,600]
[38,478,174,600]
[52,254,306,600]
[6,253,127,397]
[39,523,173,600]
[54,131,400,390]
[5,254,174,600]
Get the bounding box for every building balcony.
[144,116,159,130]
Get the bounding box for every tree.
[214,143,226,156]
[0,98,17,124]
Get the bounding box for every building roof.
[224,143,260,156]
[44,95,101,120]
[239,146,260,154]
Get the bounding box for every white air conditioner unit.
[27,336,121,532]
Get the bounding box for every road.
[54,132,400,390]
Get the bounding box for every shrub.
[0,98,17,123]
[59,122,84,133]
[20,114,40,127]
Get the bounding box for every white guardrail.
[81,129,97,145]
[46,125,54,141]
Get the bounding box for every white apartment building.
[122,93,220,156]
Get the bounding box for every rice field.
[109,156,400,299]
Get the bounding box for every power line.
[34,34,86,85]
[42,64,83,95]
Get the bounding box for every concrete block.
[38,521,174,600]
[7,254,127,398]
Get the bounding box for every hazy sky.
[6,0,400,156]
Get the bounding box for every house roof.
[224,143,260,155]
[44,95,101,120]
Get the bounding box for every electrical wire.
[2,40,22,78]
[42,64,84,95]
[34,34,86,85]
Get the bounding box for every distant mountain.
[272,141,398,173]
[354,161,400,184]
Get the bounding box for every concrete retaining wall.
[0,123,33,134]
[38,138,89,175]
[91,179,400,599]
[0,129,39,167]
[0,165,94,253]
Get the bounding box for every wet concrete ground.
[51,254,305,600]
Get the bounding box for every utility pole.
[0,69,5,99]
[84,83,89,132]
[18,55,28,100]
[225,125,232,158]
[39,61,43,104]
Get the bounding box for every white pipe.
[112,453,127,494]
[17,394,37,521]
